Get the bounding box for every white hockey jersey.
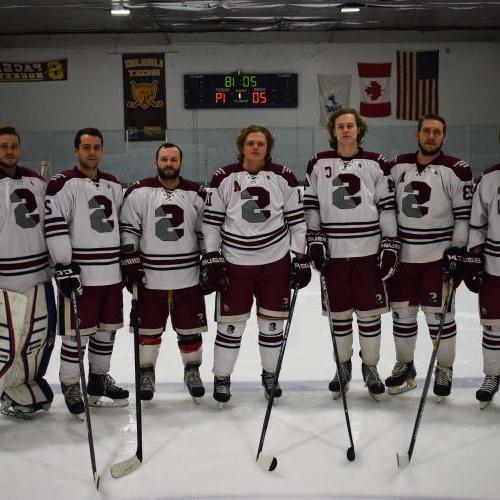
[468,164,500,277]
[120,177,206,290]
[304,149,397,258]
[203,162,306,265]
[0,166,50,292]
[389,152,473,263]
[44,167,122,286]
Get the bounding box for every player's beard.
[418,139,442,157]
[157,167,180,180]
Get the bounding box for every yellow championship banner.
[0,59,68,82]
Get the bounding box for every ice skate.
[261,370,282,401]
[362,363,385,401]
[87,373,129,407]
[0,396,35,420]
[213,375,231,408]
[184,363,205,404]
[139,366,155,401]
[328,359,352,400]
[434,364,452,402]
[476,375,500,409]
[385,361,417,395]
[60,382,85,419]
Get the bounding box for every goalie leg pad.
[0,284,55,413]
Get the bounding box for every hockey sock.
[177,333,203,366]
[139,333,162,367]
[482,326,500,375]
[392,308,418,362]
[60,335,89,384]
[331,318,353,363]
[88,330,116,375]
[257,317,284,373]
[425,310,456,367]
[358,315,381,366]
[213,321,245,376]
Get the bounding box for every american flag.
[396,50,439,121]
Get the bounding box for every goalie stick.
[256,287,299,472]
[71,292,100,489]
[397,279,455,468]
[110,284,143,478]
[320,273,355,462]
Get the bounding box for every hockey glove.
[306,231,328,273]
[442,246,466,287]
[463,252,485,294]
[120,250,146,293]
[289,257,311,289]
[200,252,229,293]
[378,237,401,281]
[54,263,83,299]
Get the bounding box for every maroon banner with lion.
[122,53,167,141]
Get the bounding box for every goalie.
[0,126,55,419]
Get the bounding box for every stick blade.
[94,473,100,490]
[257,454,278,472]
[396,452,410,468]
[346,446,355,462]
[110,455,142,478]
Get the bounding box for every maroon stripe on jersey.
[322,223,379,234]
[72,251,120,260]
[0,256,48,271]
[142,255,199,265]
[398,228,453,240]
[45,223,68,233]
[221,225,287,245]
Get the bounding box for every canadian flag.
[357,63,392,118]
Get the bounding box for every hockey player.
[465,163,500,408]
[45,128,128,416]
[385,114,473,399]
[202,124,310,405]
[304,108,398,401]
[120,143,208,402]
[0,126,55,418]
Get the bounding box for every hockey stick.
[70,292,100,489]
[256,287,299,472]
[396,278,455,468]
[110,283,143,478]
[320,273,355,462]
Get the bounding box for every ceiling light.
[341,3,362,13]
[111,3,130,16]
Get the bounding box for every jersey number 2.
[10,189,40,228]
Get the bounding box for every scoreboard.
[184,73,298,109]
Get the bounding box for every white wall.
[0,40,499,131]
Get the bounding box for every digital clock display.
[184,73,298,109]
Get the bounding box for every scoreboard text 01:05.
[184,73,298,109]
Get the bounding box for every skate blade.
[435,394,449,403]
[72,412,85,422]
[89,396,129,408]
[396,452,410,468]
[480,401,491,410]
[331,383,349,400]
[1,408,34,420]
[369,392,383,402]
[191,396,202,405]
[388,380,416,395]
[216,401,226,409]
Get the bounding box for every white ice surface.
[1,273,499,500]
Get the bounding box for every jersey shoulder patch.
[266,163,299,187]
[123,177,158,199]
[306,150,337,175]
[46,169,77,196]
[99,170,121,186]
[210,163,242,188]
[438,154,472,182]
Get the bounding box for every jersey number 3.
[10,189,40,228]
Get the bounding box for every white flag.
[318,74,351,126]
